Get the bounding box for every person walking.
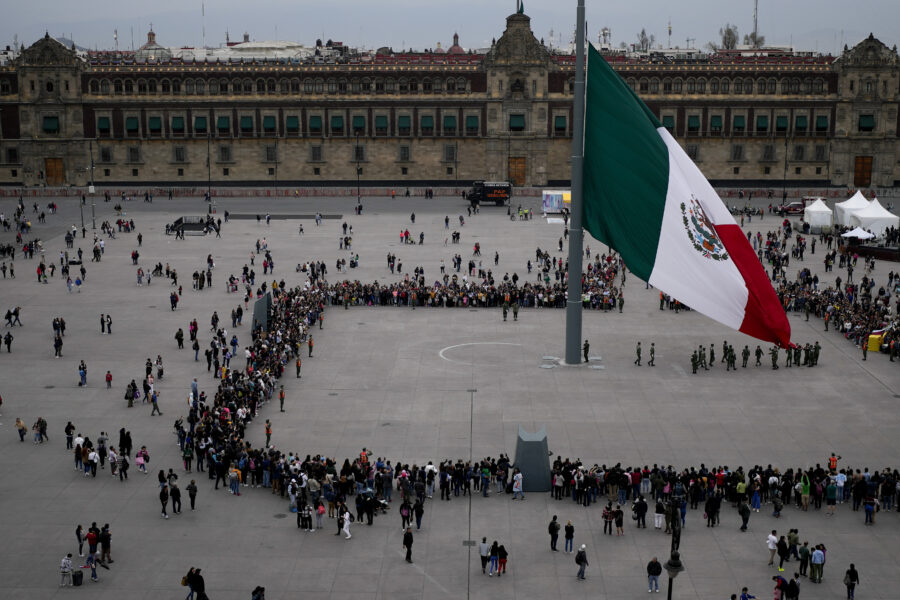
[548,515,560,551]
[777,535,789,572]
[647,556,662,593]
[767,530,778,566]
[810,545,825,583]
[511,469,524,500]
[575,544,589,580]
[488,541,499,576]
[497,544,508,576]
[479,537,490,574]
[564,520,575,553]
[160,483,170,519]
[844,564,859,599]
[171,483,182,514]
[403,527,414,563]
[187,480,198,510]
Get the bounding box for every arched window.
[327,78,337,93]
[374,78,385,93]
[161,79,170,93]
[114,79,123,94]
[626,78,636,91]
[767,78,776,94]
[290,78,300,93]
[568,78,575,93]
[757,79,766,94]
[639,78,649,93]
[244,79,253,94]
[209,80,219,94]
[780,79,790,94]
[399,78,408,93]
[219,79,228,95]
[457,77,466,92]
[304,79,314,93]
[662,78,672,93]
[734,78,743,94]
[126,80,135,94]
[256,79,266,93]
[338,79,347,93]
[195,79,205,94]
[184,79,195,94]
[790,79,800,94]
[422,78,433,93]
[814,78,824,94]
[280,79,289,93]
[709,78,719,94]
[696,78,706,94]
[719,78,729,93]
[386,78,396,92]
[314,79,324,93]
[172,79,181,94]
[446,78,456,92]
[686,78,695,93]
[361,78,371,92]
[672,78,682,93]
[803,79,812,94]
[266,79,276,93]
[650,78,659,93]
[100,79,110,94]
[89,80,100,94]
[350,78,360,93]
[148,80,157,94]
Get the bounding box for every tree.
[636,28,655,53]
[719,23,739,50]
[743,32,765,48]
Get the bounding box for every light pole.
[273,133,278,197]
[206,130,212,204]
[89,139,96,229]
[355,131,361,204]
[663,551,685,600]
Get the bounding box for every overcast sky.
[2,0,896,56]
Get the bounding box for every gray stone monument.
[514,425,551,492]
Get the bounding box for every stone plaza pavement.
[0,192,897,599]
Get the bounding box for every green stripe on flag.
[583,44,669,280]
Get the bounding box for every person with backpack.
[844,564,860,599]
[772,574,788,600]
[575,544,589,580]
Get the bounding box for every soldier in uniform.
[770,346,779,369]
[502,303,509,322]
[648,342,655,367]
[618,291,624,313]
[698,346,708,370]
[690,351,698,374]
[786,345,793,367]
[583,340,590,363]
[793,344,801,367]
[802,344,810,366]
[812,342,821,366]
[742,345,750,368]
[634,342,642,366]
[709,344,715,367]
[755,345,763,366]
[512,302,519,321]
[721,341,728,364]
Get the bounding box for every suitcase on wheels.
[72,570,83,586]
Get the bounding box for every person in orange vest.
[265,420,272,446]
[359,448,370,465]
[308,336,314,357]
[279,386,286,412]
[828,453,841,472]
[318,313,324,329]
[295,357,302,378]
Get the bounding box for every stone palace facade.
[0,11,897,190]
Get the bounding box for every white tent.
[803,199,833,230]
[848,198,899,237]
[834,191,870,225]
[840,227,875,240]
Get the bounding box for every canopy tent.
[803,198,833,230]
[840,227,875,240]
[848,198,899,237]
[834,191,870,225]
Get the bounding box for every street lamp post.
[663,551,685,600]
[355,131,361,204]
[206,130,212,204]
[89,139,96,229]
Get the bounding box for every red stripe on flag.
[715,224,792,347]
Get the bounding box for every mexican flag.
[582,44,791,347]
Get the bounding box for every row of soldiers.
[691,341,821,373]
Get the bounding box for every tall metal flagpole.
[564,0,586,365]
